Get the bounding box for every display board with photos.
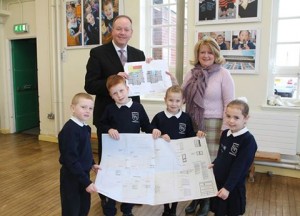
[195,0,261,25]
[65,0,121,48]
[196,29,259,74]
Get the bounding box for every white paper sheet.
[95,134,218,205]
[124,60,172,96]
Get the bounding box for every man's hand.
[117,72,128,79]
[145,57,153,63]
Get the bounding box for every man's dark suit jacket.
[84,41,145,127]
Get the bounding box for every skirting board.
[255,165,300,179]
[38,134,58,143]
[0,128,10,134]
[38,133,98,143]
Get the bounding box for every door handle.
[23,84,32,89]
[17,84,34,91]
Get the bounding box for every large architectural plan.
[95,134,218,205]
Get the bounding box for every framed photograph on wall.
[101,0,120,44]
[195,0,261,25]
[196,29,260,74]
[65,0,120,48]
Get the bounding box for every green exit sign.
[13,23,29,33]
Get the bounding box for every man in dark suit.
[85,15,145,160]
[84,15,145,216]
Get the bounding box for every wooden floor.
[0,133,299,216]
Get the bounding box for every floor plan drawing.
[95,134,218,205]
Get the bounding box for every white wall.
[60,0,143,136]
[0,0,37,134]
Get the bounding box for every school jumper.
[151,110,196,215]
[59,117,95,216]
[99,99,155,216]
[211,128,257,216]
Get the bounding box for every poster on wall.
[65,0,120,48]
[195,0,261,25]
[196,29,259,74]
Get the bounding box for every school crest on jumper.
[229,143,239,156]
[179,123,186,134]
[131,112,139,123]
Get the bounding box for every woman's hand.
[165,71,179,85]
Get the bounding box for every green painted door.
[11,39,39,132]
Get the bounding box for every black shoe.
[161,212,169,216]
[123,214,134,216]
[185,199,200,214]
[196,199,210,216]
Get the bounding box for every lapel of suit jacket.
[127,45,134,62]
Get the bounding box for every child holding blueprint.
[209,99,257,215]
[151,85,206,216]
[99,74,161,216]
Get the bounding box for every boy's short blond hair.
[71,92,93,105]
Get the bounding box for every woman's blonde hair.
[190,36,225,66]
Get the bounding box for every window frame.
[145,0,188,74]
[269,0,300,100]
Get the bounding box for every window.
[147,0,188,73]
[270,0,300,99]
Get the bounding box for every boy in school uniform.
[58,92,100,216]
[99,74,161,216]
[210,99,257,216]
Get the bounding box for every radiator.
[247,112,300,155]
[142,99,300,156]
